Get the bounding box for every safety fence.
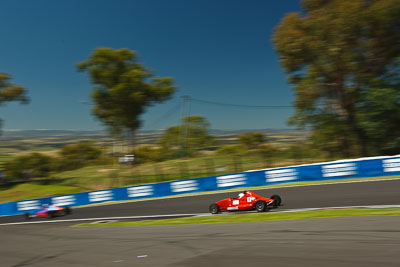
[1,155,399,216]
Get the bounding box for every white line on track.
[1,204,400,227]
[2,176,398,216]
[275,205,400,213]
[1,177,399,224]
[0,213,199,226]
[194,205,400,217]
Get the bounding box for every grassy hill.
[0,129,315,202]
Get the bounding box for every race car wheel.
[47,211,55,219]
[255,200,266,212]
[209,203,220,214]
[270,194,282,207]
[64,207,71,215]
[24,213,31,220]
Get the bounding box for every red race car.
[209,191,282,214]
[24,204,72,219]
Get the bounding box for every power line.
[190,97,294,109]
[179,95,191,156]
[144,103,181,129]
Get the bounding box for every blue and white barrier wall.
[1,155,399,216]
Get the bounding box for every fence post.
[264,154,271,168]
[204,158,215,177]
[180,162,189,179]
[298,145,303,165]
[233,157,242,173]
[154,164,164,182]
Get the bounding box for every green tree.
[238,132,266,150]
[133,145,162,164]
[255,144,278,167]
[5,153,53,180]
[216,144,246,156]
[273,0,400,156]
[57,141,102,171]
[357,81,400,155]
[77,47,177,138]
[0,73,29,130]
[307,112,360,158]
[158,115,215,157]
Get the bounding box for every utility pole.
[179,95,191,157]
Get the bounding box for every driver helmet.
[238,193,245,198]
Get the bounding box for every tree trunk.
[346,110,368,157]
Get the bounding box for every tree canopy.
[58,141,102,170]
[77,47,177,137]
[0,73,29,130]
[273,0,400,156]
[238,132,266,150]
[5,153,53,180]
[158,115,215,157]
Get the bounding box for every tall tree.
[0,73,29,130]
[273,0,400,156]
[158,115,215,157]
[238,132,266,150]
[77,47,177,138]
[5,153,52,180]
[357,80,400,155]
[57,141,102,170]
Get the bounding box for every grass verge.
[74,208,400,227]
[0,184,81,203]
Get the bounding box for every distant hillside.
[1,130,107,140]
[2,128,307,139]
[1,128,309,146]
[0,128,309,169]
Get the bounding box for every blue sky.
[0,0,301,131]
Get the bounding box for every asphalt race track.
[1,178,400,224]
[0,179,400,266]
[1,216,399,266]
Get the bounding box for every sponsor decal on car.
[170,180,199,193]
[52,195,75,206]
[322,163,357,177]
[382,158,400,172]
[89,190,113,202]
[217,174,246,187]
[127,185,154,198]
[266,168,298,182]
[17,200,41,211]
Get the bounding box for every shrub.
[133,145,162,164]
[216,144,246,156]
[57,141,103,171]
[5,153,54,180]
